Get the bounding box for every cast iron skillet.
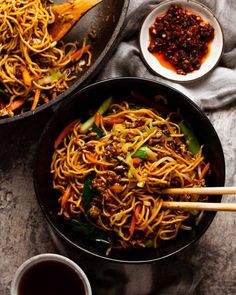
[34,77,225,264]
[0,0,129,125]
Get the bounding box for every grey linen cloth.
[98,0,236,110]
[96,1,236,294]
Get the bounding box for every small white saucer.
[139,0,224,83]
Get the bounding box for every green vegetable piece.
[97,96,113,114]
[70,219,110,245]
[92,122,104,139]
[132,146,157,160]
[132,149,148,159]
[179,120,200,155]
[80,96,113,133]
[38,69,63,86]
[145,239,154,248]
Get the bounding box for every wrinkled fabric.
[98,0,236,110]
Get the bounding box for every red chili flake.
[148,5,215,75]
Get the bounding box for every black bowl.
[33,77,225,265]
[0,0,129,125]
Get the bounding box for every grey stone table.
[0,105,235,295]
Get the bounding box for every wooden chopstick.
[162,201,236,212]
[159,187,236,212]
[159,186,236,195]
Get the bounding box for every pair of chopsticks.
[158,187,236,212]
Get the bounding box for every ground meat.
[103,143,120,158]
[92,177,106,194]
[125,119,146,129]
[91,171,122,198]
[106,171,121,184]
[88,204,101,219]
[125,133,136,142]
[148,134,162,145]
[85,142,95,150]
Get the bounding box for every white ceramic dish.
[139,0,224,82]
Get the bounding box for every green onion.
[179,120,200,155]
[132,146,157,161]
[80,96,113,133]
[92,123,104,139]
[132,149,148,159]
[38,69,63,85]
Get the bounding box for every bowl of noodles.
[33,77,225,270]
[0,0,129,124]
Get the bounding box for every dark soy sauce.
[18,260,86,295]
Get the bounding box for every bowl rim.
[139,0,224,83]
[34,76,225,264]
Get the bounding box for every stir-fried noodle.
[51,99,209,252]
[0,0,92,116]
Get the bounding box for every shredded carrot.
[7,99,24,112]
[129,215,136,237]
[132,157,143,167]
[129,204,142,237]
[104,117,125,125]
[54,119,80,149]
[31,89,41,110]
[70,44,91,61]
[110,183,124,193]
[94,112,102,127]
[22,66,32,87]
[84,152,112,166]
[61,185,71,209]
[136,125,145,130]
[200,162,210,179]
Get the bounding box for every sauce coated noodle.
[51,98,209,253]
